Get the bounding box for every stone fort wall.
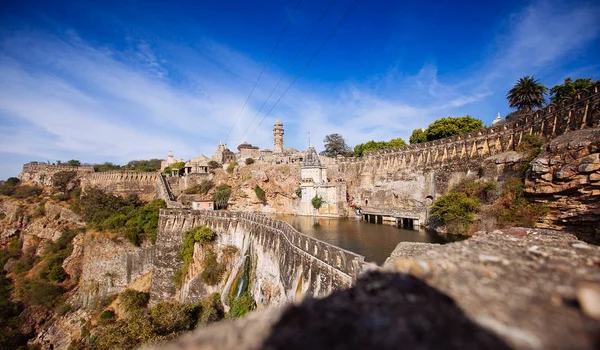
[338,82,600,172]
[151,209,368,305]
[19,163,95,186]
[82,171,160,201]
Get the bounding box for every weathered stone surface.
[149,228,600,350]
[383,241,438,267]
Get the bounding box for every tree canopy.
[409,116,484,144]
[549,77,596,104]
[506,76,548,112]
[320,134,353,157]
[354,137,407,157]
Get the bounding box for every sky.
[1,0,599,179]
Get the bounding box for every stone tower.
[273,121,284,153]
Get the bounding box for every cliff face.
[526,129,600,243]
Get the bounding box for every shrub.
[493,177,547,227]
[200,249,225,286]
[150,302,195,335]
[516,134,546,159]
[175,226,217,288]
[0,184,15,196]
[52,171,77,193]
[20,280,65,308]
[311,195,324,210]
[119,289,150,314]
[229,291,256,318]
[99,310,116,324]
[213,184,232,209]
[430,192,480,235]
[226,162,237,174]
[197,293,224,325]
[7,237,22,259]
[184,180,214,195]
[32,203,46,218]
[207,161,221,170]
[5,177,20,186]
[245,158,255,165]
[192,226,216,244]
[451,179,497,204]
[254,185,266,204]
[12,185,43,199]
[295,187,302,198]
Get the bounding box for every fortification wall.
[339,83,599,174]
[151,209,367,306]
[19,163,95,186]
[82,171,160,200]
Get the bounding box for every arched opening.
[365,199,368,206]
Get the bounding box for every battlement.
[337,82,600,169]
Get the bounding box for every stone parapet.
[337,82,600,170]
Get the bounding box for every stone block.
[578,163,600,173]
[590,173,600,182]
[555,165,577,179]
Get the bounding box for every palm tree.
[506,76,548,112]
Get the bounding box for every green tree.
[320,134,352,157]
[549,77,596,104]
[409,128,428,144]
[66,159,81,166]
[311,195,324,210]
[213,184,232,209]
[425,116,484,141]
[354,138,407,156]
[506,76,548,112]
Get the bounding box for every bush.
[7,237,22,259]
[52,171,77,193]
[254,185,266,204]
[99,310,116,324]
[12,185,43,199]
[451,179,497,204]
[295,188,302,198]
[207,161,221,170]
[20,280,65,308]
[493,177,547,227]
[150,302,195,335]
[430,192,480,235]
[229,291,256,318]
[213,184,232,209]
[226,162,237,174]
[200,250,225,286]
[517,134,546,160]
[245,158,255,165]
[197,293,224,325]
[174,226,217,288]
[311,195,324,210]
[119,289,150,314]
[184,180,214,195]
[5,177,20,186]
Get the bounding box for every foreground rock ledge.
[147,229,600,350]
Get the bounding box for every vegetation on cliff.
[213,184,232,209]
[354,137,407,156]
[183,180,214,195]
[79,188,166,245]
[254,185,266,204]
[72,290,225,349]
[409,116,485,144]
[311,194,324,209]
[173,225,224,288]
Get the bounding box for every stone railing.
[338,82,600,169]
[160,209,367,281]
[85,171,160,182]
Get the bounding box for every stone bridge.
[151,209,369,306]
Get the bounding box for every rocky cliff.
[526,129,600,243]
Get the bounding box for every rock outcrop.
[526,129,600,243]
[148,228,600,350]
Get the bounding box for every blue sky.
[1,0,599,179]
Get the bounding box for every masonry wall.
[19,163,95,187]
[151,209,367,306]
[82,171,160,201]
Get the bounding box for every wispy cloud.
[0,0,598,179]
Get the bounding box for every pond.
[272,214,446,265]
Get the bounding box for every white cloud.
[0,0,598,179]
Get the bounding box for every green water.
[273,214,445,265]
